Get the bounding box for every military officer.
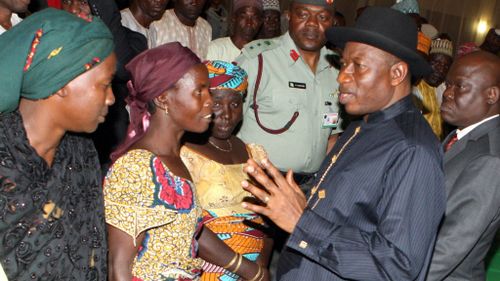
[235,0,341,180]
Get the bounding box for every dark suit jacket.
[278,96,446,280]
[427,116,500,281]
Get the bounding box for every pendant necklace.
[208,139,233,152]
[307,126,361,209]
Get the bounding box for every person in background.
[57,0,148,170]
[105,43,268,281]
[181,60,273,281]
[61,0,91,20]
[120,0,169,40]
[391,0,442,140]
[0,8,115,279]
[57,0,147,79]
[428,36,454,105]
[328,10,345,57]
[0,0,29,34]
[456,41,479,58]
[257,0,281,39]
[240,7,445,280]
[355,5,368,21]
[236,0,342,181]
[332,11,345,27]
[236,1,341,278]
[205,0,228,40]
[413,37,454,140]
[480,28,500,56]
[149,0,211,59]
[206,0,263,62]
[427,51,500,281]
[391,0,433,59]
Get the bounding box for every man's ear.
[390,61,409,86]
[284,10,290,21]
[230,11,237,25]
[486,85,500,105]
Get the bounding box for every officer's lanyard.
[251,54,299,135]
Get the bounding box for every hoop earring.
[165,107,169,115]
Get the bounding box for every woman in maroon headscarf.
[104,42,268,281]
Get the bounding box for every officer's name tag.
[289,81,306,89]
[322,112,339,128]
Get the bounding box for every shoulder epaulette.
[240,38,281,59]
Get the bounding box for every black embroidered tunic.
[0,111,107,280]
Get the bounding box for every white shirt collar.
[456,114,499,140]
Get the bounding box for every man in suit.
[427,50,500,280]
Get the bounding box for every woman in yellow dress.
[181,60,273,281]
[104,45,267,281]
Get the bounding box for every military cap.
[289,0,335,9]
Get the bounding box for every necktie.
[444,133,458,152]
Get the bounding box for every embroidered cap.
[263,0,280,12]
[391,0,420,14]
[430,38,453,57]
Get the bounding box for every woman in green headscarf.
[0,8,115,280]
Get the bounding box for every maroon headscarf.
[111,42,201,162]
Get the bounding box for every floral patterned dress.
[104,149,203,281]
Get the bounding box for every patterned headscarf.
[0,8,114,113]
[111,42,201,162]
[205,60,248,94]
[263,0,280,11]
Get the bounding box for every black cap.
[326,6,432,78]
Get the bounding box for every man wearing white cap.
[257,0,281,39]
[413,37,454,139]
[480,28,500,56]
[148,0,211,59]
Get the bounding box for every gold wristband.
[233,254,243,274]
[223,253,238,269]
[248,265,262,281]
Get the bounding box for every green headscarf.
[0,8,114,113]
